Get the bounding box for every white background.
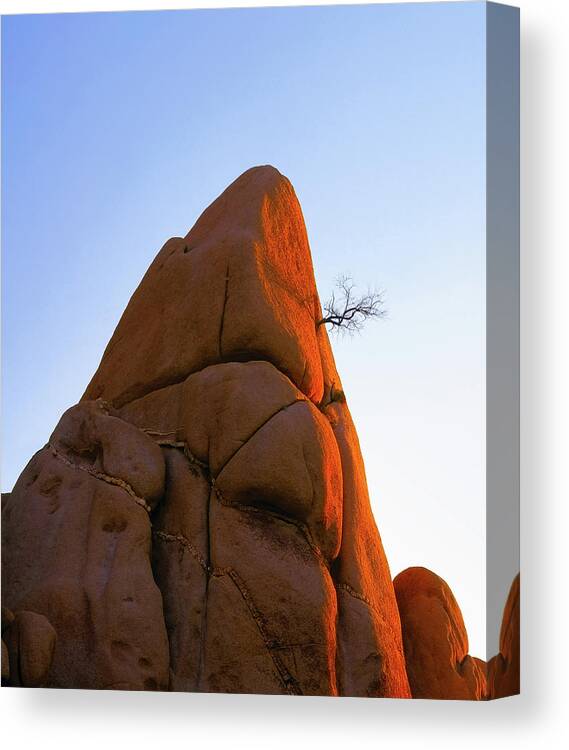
[1,0,567,748]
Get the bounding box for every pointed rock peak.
[187,166,295,247]
[83,166,330,409]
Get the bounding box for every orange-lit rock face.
[83,167,326,408]
[2,166,410,696]
[487,574,520,699]
[394,567,486,700]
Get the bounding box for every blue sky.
[2,2,490,655]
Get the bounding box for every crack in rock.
[48,444,152,514]
[152,527,302,696]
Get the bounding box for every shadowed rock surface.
[394,567,486,700]
[487,574,520,699]
[1,400,169,690]
[2,166,410,697]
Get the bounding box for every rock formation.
[1,401,169,690]
[393,567,487,700]
[487,574,520,699]
[2,166,410,697]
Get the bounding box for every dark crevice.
[113,360,221,410]
[213,488,328,568]
[153,529,209,571]
[196,427,215,691]
[226,569,303,696]
[48,444,151,513]
[213,398,302,480]
[318,382,346,412]
[335,582,383,621]
[115,353,308,412]
[218,264,230,359]
[299,358,308,393]
[149,401,329,568]
[196,489,212,691]
[154,525,304,694]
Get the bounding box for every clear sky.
[2,3,490,656]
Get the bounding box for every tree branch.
[318,275,386,334]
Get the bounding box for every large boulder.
[487,574,520,699]
[2,166,410,696]
[1,400,170,690]
[394,567,486,700]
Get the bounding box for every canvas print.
[1,2,520,699]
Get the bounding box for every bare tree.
[318,275,386,334]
